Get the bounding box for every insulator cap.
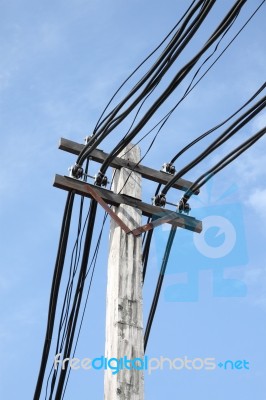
[71,164,84,179]
[162,162,176,175]
[178,198,191,214]
[153,193,166,207]
[95,171,108,187]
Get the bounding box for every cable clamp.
[178,197,191,214]
[68,164,84,179]
[152,193,166,207]
[84,135,97,145]
[162,162,176,175]
[84,135,92,145]
[95,171,108,187]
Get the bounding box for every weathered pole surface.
[104,144,144,400]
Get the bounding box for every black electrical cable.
[121,81,161,143]
[103,0,245,166]
[44,161,91,399]
[90,0,208,140]
[56,203,90,353]
[117,19,244,201]
[171,83,266,163]
[49,201,97,399]
[125,0,266,170]
[93,0,199,134]
[57,200,85,345]
[97,0,247,175]
[119,7,247,193]
[47,200,97,400]
[144,227,177,352]
[161,95,266,196]
[194,129,266,189]
[33,191,75,400]
[33,2,264,394]
[142,221,154,281]
[77,0,216,165]
[143,82,266,283]
[53,200,98,399]
[117,23,240,196]
[62,212,109,399]
[144,128,266,353]
[183,126,266,200]
[115,130,164,196]
[95,0,241,162]
[45,199,90,400]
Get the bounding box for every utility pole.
[55,137,202,399]
[104,144,144,400]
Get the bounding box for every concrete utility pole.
[55,137,202,399]
[104,144,144,400]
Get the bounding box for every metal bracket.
[131,212,180,236]
[53,175,202,234]
[86,184,182,237]
[84,184,132,235]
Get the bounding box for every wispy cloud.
[243,266,266,309]
[247,188,266,220]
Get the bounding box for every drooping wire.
[77,0,216,165]
[55,160,91,352]
[161,95,266,195]
[144,126,266,352]
[96,0,247,175]
[45,199,91,399]
[182,126,266,200]
[33,191,75,400]
[121,0,265,170]
[90,0,208,139]
[44,161,91,399]
[110,5,245,198]
[144,227,177,352]
[53,200,98,399]
[93,0,199,133]
[35,0,266,396]
[142,82,266,282]
[62,212,109,398]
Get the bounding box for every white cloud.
[243,266,266,309]
[223,264,266,310]
[247,188,266,220]
[252,111,266,132]
[226,115,266,188]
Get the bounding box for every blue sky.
[0,0,266,399]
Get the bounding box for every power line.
[96,0,247,176]
[116,13,243,187]
[182,126,266,202]
[44,162,92,399]
[160,95,266,197]
[53,200,98,399]
[45,197,90,399]
[76,0,217,168]
[93,0,199,134]
[62,212,108,399]
[122,0,266,169]
[142,82,265,282]
[34,191,75,400]
[145,127,266,351]
[144,227,177,352]
[34,1,265,397]
[89,0,208,140]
